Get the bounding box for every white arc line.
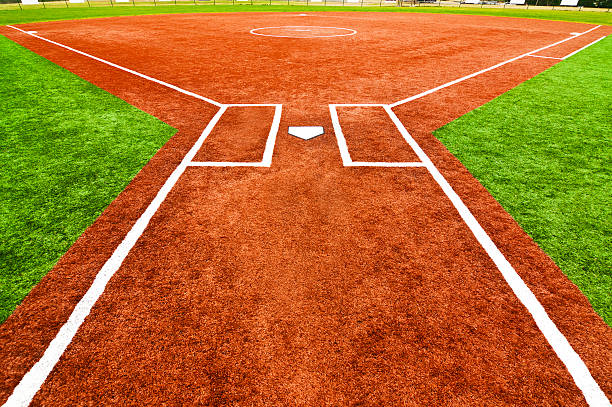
[6,25,223,108]
[2,106,228,407]
[382,106,610,407]
[249,26,357,38]
[389,25,601,107]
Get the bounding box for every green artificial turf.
[0,35,176,323]
[0,4,611,26]
[435,35,611,325]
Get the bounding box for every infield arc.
[250,26,357,38]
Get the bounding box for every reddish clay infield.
[1,12,611,406]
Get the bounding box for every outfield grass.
[0,4,611,26]
[435,36,611,325]
[0,35,176,323]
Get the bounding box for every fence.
[1,0,610,12]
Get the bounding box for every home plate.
[288,126,324,140]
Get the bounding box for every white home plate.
[288,126,324,140]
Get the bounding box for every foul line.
[6,25,223,108]
[389,25,601,108]
[561,35,607,60]
[2,107,227,407]
[329,102,609,406]
[381,106,609,407]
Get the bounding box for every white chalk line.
[188,104,282,167]
[381,106,609,407]
[6,25,223,108]
[529,54,563,60]
[2,105,226,407]
[347,162,425,167]
[389,25,601,108]
[328,103,609,406]
[3,100,282,406]
[561,35,607,60]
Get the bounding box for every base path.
[0,12,610,406]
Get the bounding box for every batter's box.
[329,104,425,167]
[190,104,282,167]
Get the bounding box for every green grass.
[0,4,611,27]
[435,35,611,325]
[0,35,176,323]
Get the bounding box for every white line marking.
[226,104,279,107]
[577,26,602,35]
[188,162,268,167]
[389,25,601,107]
[561,36,607,60]
[347,162,426,167]
[381,106,610,407]
[329,104,360,166]
[329,104,424,167]
[249,26,357,38]
[528,54,563,60]
[6,25,223,108]
[331,103,385,107]
[261,105,282,167]
[184,104,281,167]
[2,106,228,407]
